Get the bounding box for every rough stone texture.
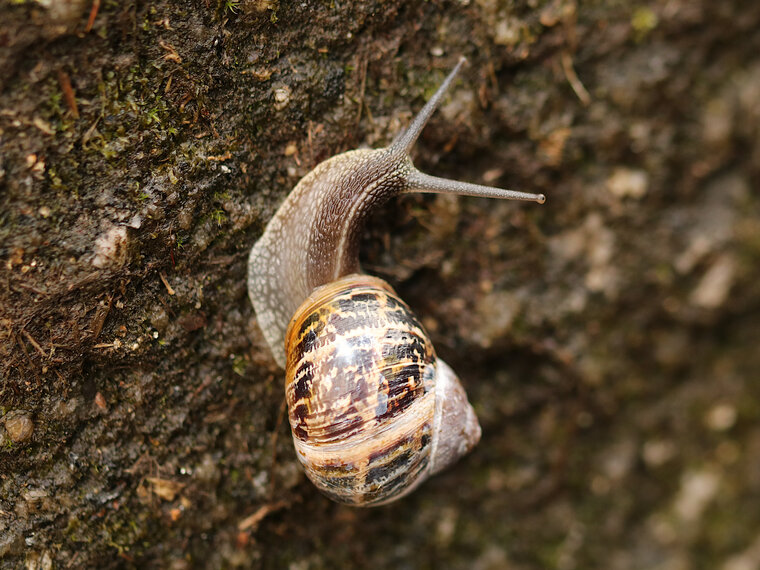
[1,0,759,568]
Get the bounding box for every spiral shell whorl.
[285,274,464,506]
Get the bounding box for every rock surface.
[1,0,759,568]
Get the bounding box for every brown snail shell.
[284,274,480,506]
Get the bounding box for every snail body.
[248,58,545,506]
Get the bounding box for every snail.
[248,57,545,506]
